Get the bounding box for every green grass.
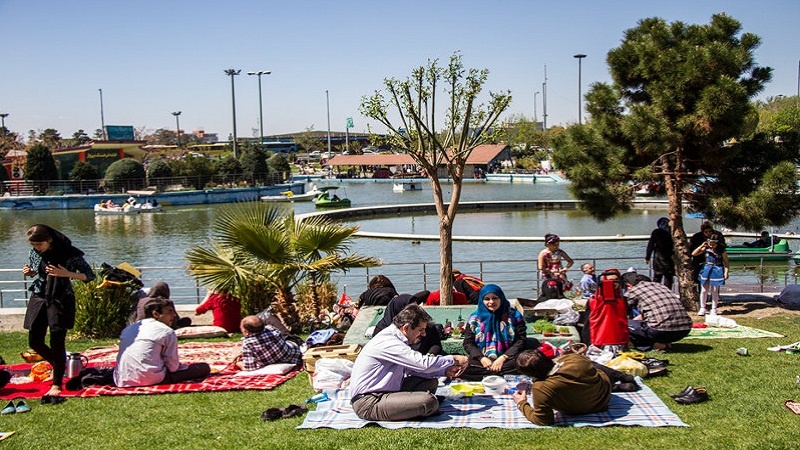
[2,315,800,449]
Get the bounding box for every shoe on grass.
[1,400,15,415]
[15,400,31,413]
[697,308,706,317]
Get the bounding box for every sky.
[1,0,799,142]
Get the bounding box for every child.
[691,233,729,316]
[537,234,574,294]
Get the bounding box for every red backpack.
[588,276,629,346]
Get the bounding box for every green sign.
[346,117,354,128]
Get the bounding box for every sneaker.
[710,309,718,316]
[697,308,706,317]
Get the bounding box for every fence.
[2,256,795,309]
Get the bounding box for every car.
[362,147,379,154]
[309,151,321,159]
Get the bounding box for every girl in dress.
[691,233,729,316]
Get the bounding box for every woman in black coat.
[22,224,95,400]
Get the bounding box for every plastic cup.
[736,347,749,356]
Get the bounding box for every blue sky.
[1,0,798,141]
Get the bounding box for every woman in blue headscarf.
[461,284,527,381]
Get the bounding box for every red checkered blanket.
[0,342,300,399]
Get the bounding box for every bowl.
[482,375,506,395]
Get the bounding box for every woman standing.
[22,224,95,401]
[691,233,729,316]
[461,284,527,380]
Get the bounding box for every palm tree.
[185,201,378,332]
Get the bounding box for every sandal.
[786,400,800,415]
[282,404,308,418]
[39,395,67,405]
[261,407,284,421]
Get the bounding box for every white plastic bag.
[553,309,580,325]
[312,357,354,391]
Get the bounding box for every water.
[1,180,797,306]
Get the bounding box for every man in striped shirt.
[621,273,692,351]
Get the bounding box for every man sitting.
[350,304,468,421]
[236,316,303,371]
[578,263,597,298]
[621,272,692,351]
[114,297,210,387]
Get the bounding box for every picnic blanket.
[685,325,783,340]
[297,380,687,429]
[0,341,300,399]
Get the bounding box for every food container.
[482,375,506,395]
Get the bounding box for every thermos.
[66,352,89,379]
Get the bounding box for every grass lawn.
[1,315,799,450]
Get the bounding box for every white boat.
[94,203,139,215]
[134,201,163,213]
[393,181,423,192]
[261,185,322,202]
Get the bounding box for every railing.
[2,256,794,309]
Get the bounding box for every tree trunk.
[664,160,699,311]
[439,216,455,305]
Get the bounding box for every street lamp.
[224,69,242,158]
[247,70,271,148]
[573,54,587,125]
[533,91,540,125]
[98,89,107,139]
[172,111,182,148]
[0,113,8,132]
[325,90,332,155]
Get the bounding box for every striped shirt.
[624,281,692,332]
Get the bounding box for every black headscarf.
[29,224,85,302]
[372,291,430,337]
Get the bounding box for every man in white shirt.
[350,304,468,421]
[114,297,210,387]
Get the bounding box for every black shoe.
[641,357,669,368]
[613,382,641,392]
[674,386,709,404]
[645,366,668,378]
[669,386,693,398]
[261,407,284,421]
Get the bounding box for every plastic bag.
[605,354,648,378]
[705,314,738,328]
[553,309,580,325]
[312,358,354,392]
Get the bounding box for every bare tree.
[360,52,511,304]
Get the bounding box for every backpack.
[538,279,564,302]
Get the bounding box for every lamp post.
[325,90,332,155]
[542,65,548,130]
[0,113,8,132]
[98,89,107,139]
[247,70,271,147]
[172,111,182,148]
[533,91,540,126]
[224,69,242,158]
[573,54,587,125]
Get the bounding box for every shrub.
[104,158,145,192]
[73,270,139,339]
[70,161,100,181]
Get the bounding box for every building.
[326,144,512,178]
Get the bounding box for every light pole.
[533,91,540,125]
[98,89,107,139]
[325,90,332,155]
[0,113,8,132]
[224,69,242,158]
[247,70,271,147]
[574,54,587,125]
[542,65,548,130]
[172,111,182,148]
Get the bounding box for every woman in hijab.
[22,224,95,400]
[461,284,527,381]
[372,290,443,355]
